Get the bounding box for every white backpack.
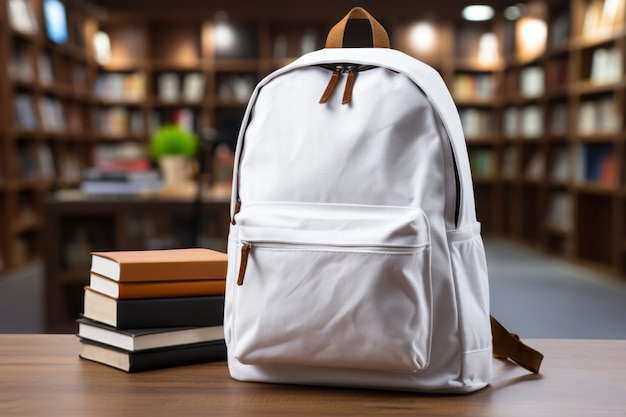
[224,7,543,393]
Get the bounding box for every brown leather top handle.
[325,7,390,49]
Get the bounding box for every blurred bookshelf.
[2,0,626,286]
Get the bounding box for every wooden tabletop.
[0,335,625,416]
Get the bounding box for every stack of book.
[77,248,228,373]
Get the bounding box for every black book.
[78,338,227,372]
[83,287,224,329]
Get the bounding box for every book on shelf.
[468,149,494,178]
[158,72,180,102]
[94,72,145,102]
[459,108,494,139]
[77,317,224,351]
[549,10,570,46]
[549,103,568,136]
[7,0,38,35]
[182,72,205,102]
[583,0,626,38]
[525,152,545,180]
[80,179,163,196]
[90,248,228,282]
[8,44,34,82]
[38,53,54,86]
[93,107,130,136]
[218,75,255,102]
[37,144,56,179]
[83,287,225,329]
[89,273,226,300]
[453,73,494,101]
[13,94,38,130]
[501,146,519,179]
[590,47,622,84]
[546,58,568,92]
[38,97,66,132]
[80,167,163,196]
[519,66,545,98]
[546,192,573,231]
[72,66,88,92]
[78,338,227,373]
[578,97,620,135]
[503,107,519,138]
[574,143,617,186]
[550,147,571,182]
[18,146,38,179]
[520,105,543,138]
[83,167,160,182]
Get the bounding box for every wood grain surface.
[0,335,624,416]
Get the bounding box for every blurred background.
[0,0,625,335]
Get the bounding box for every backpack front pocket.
[232,202,433,373]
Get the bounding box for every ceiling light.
[504,3,527,20]
[410,22,437,52]
[462,5,495,21]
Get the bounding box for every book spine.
[116,296,225,329]
[115,279,226,299]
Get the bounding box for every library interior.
[1,0,626,339]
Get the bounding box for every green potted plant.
[149,124,198,191]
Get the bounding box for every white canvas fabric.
[224,45,492,393]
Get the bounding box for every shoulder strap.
[491,315,544,373]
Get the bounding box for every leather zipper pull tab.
[319,66,342,104]
[237,242,251,286]
[342,66,356,105]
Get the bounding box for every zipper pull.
[342,66,356,105]
[237,242,251,286]
[319,66,343,104]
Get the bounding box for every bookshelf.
[2,0,626,284]
[0,0,93,273]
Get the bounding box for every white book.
[578,101,597,134]
[158,72,180,102]
[459,108,481,139]
[521,105,543,138]
[182,73,205,102]
[7,0,37,34]
[520,66,544,98]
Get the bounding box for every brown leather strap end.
[491,315,544,374]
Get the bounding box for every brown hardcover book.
[90,248,228,282]
[89,272,226,299]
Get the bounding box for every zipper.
[318,64,376,105]
[236,239,421,286]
